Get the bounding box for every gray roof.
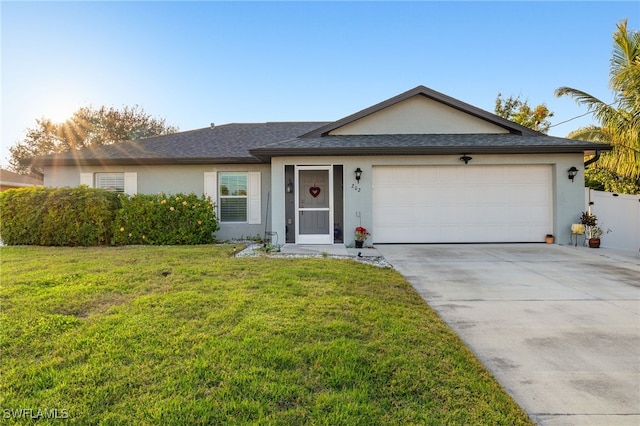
[30,85,612,167]
[250,134,612,161]
[0,168,43,187]
[33,122,329,166]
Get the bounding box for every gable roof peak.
[300,85,542,138]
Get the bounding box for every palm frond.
[555,87,618,124]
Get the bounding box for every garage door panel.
[483,167,507,184]
[374,206,418,224]
[528,206,552,224]
[439,189,465,205]
[373,165,552,243]
[374,187,395,203]
[415,167,439,181]
[419,207,441,223]
[465,207,493,225]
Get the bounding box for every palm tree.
[555,19,640,182]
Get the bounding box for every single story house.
[32,85,611,245]
[0,168,43,191]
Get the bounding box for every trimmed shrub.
[112,192,219,245]
[0,186,119,246]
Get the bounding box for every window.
[219,173,248,222]
[204,171,260,224]
[95,173,125,193]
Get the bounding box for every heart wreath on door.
[309,186,321,198]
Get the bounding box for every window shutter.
[204,172,217,209]
[247,172,261,225]
[124,173,137,195]
[80,173,93,187]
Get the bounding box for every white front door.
[296,166,333,244]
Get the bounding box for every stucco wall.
[44,164,271,242]
[271,153,585,245]
[329,95,510,135]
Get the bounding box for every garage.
[372,165,553,243]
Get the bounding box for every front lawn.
[0,246,531,425]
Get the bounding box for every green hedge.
[112,192,219,245]
[0,187,219,246]
[0,186,119,246]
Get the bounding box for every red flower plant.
[354,226,371,242]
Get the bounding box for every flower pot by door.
[355,241,363,248]
[588,238,601,248]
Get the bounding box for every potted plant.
[588,226,611,248]
[545,234,555,244]
[580,211,597,239]
[354,226,370,248]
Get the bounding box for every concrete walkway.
[279,243,383,258]
[376,244,640,426]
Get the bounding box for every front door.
[296,166,333,244]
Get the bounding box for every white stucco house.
[32,86,611,245]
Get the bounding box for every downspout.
[583,150,600,215]
[584,150,601,168]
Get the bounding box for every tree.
[555,19,640,192]
[8,105,178,175]
[494,93,554,133]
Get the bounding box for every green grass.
[0,246,532,425]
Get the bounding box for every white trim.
[247,171,261,224]
[80,173,93,187]
[204,171,217,210]
[295,165,333,244]
[124,172,137,195]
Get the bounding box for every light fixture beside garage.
[354,167,363,182]
[568,166,579,182]
[459,154,472,164]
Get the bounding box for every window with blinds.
[95,173,125,193]
[219,173,247,222]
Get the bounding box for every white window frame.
[80,172,137,195]
[212,171,261,224]
[95,172,125,193]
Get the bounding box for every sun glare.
[42,97,81,124]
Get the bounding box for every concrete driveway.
[376,244,640,426]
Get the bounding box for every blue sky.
[2,1,638,167]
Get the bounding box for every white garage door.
[372,165,553,243]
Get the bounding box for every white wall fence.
[584,189,640,252]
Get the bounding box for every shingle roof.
[32,122,329,166]
[29,85,613,167]
[0,168,43,187]
[250,133,612,161]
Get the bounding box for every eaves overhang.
[30,156,265,167]
[250,144,613,162]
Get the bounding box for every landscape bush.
[0,186,119,246]
[0,187,219,246]
[112,192,218,245]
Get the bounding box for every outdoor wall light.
[459,154,473,164]
[568,167,579,182]
[354,167,363,182]
[286,179,293,193]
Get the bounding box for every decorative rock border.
[233,243,392,268]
